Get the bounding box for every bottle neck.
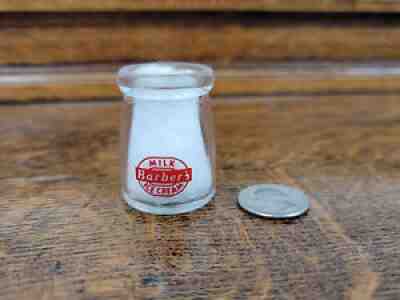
[121,86,210,102]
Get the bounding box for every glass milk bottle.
[117,62,216,215]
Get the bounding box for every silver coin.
[238,184,310,218]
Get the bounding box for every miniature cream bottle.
[117,62,216,215]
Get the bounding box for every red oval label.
[135,156,192,197]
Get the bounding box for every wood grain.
[1,13,400,65]
[1,0,400,13]
[3,62,400,102]
[1,95,400,299]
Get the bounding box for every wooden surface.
[2,13,400,65]
[1,0,400,13]
[4,62,400,102]
[1,95,400,299]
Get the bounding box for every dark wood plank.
[1,13,400,65]
[3,62,400,102]
[1,95,400,299]
[1,0,400,13]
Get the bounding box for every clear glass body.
[118,62,216,215]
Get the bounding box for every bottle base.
[122,190,215,215]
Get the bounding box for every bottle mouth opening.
[117,62,214,100]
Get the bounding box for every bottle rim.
[117,62,214,101]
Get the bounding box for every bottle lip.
[117,62,214,101]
